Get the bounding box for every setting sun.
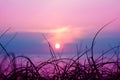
[55,43,60,49]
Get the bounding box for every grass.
[0,20,120,80]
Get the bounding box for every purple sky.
[0,0,120,58]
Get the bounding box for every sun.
[55,43,60,49]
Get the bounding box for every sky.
[0,0,120,59]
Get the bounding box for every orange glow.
[28,26,83,45]
[55,43,60,49]
[49,26,83,45]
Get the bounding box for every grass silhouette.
[0,20,120,80]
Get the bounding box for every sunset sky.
[0,0,120,58]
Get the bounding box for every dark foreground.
[0,46,120,80]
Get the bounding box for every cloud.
[27,26,84,45]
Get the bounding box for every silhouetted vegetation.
[0,20,120,80]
